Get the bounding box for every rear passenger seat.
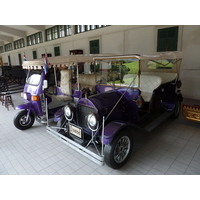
[139,75,162,102]
[141,72,177,84]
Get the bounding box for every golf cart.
[47,51,183,169]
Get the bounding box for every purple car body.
[46,52,183,168]
[13,52,183,169]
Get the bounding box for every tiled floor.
[1,92,200,175]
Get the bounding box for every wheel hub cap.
[114,136,131,163]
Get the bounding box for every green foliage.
[123,61,139,74]
[147,60,173,69]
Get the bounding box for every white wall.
[102,31,124,54]
[1,25,200,100]
[180,25,200,100]
[124,26,155,54]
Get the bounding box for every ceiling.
[0,25,46,45]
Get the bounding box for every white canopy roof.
[22,54,115,69]
[22,52,182,70]
[93,51,182,61]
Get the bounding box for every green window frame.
[14,38,25,49]
[46,25,72,41]
[8,55,11,66]
[58,25,65,38]
[75,25,108,34]
[65,25,71,36]
[27,32,43,46]
[54,46,60,56]
[52,26,58,40]
[4,43,12,52]
[0,46,4,53]
[90,39,99,54]
[18,54,22,65]
[33,50,37,59]
[157,26,179,52]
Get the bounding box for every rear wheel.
[104,130,133,169]
[171,98,181,119]
[13,110,35,130]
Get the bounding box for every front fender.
[103,121,135,145]
[16,102,36,112]
[54,107,64,122]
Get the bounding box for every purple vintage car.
[46,52,183,169]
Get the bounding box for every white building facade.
[0,25,200,100]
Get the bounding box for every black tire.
[104,129,133,169]
[57,115,68,136]
[13,110,35,130]
[170,98,181,119]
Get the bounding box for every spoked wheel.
[104,130,133,169]
[13,110,35,130]
[171,98,181,119]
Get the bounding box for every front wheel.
[104,130,133,169]
[13,110,35,130]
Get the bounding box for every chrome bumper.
[46,126,105,166]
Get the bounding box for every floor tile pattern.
[1,93,200,175]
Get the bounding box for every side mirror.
[43,80,48,89]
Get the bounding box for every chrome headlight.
[64,105,74,121]
[87,113,99,131]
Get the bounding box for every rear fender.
[103,121,134,145]
[165,93,183,111]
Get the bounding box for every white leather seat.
[139,75,162,102]
[49,69,72,102]
[141,72,177,84]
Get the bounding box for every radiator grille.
[77,104,96,128]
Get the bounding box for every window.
[33,50,37,59]
[36,32,42,44]
[54,46,60,56]
[75,25,108,34]
[27,32,43,46]
[18,54,22,65]
[46,25,72,41]
[14,38,25,49]
[157,26,179,52]
[46,29,52,41]
[5,43,12,52]
[66,25,71,36]
[26,70,42,85]
[90,40,99,54]
[96,58,139,87]
[52,26,58,40]
[0,46,4,53]
[59,25,65,38]
[8,55,11,66]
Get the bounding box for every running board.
[142,112,172,132]
[46,126,104,166]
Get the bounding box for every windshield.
[94,58,139,88]
[26,70,42,85]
